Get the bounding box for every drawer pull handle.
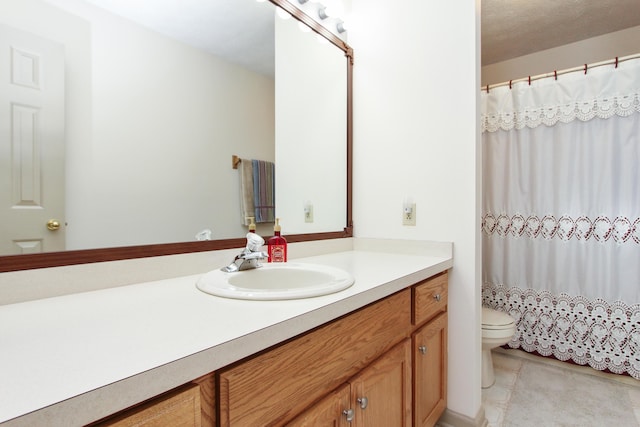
[419,345,427,355]
[434,294,442,302]
[357,396,368,409]
[343,409,354,422]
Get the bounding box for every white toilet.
[482,307,516,388]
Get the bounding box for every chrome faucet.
[221,233,268,272]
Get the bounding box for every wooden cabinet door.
[413,312,447,427]
[218,290,411,426]
[349,339,412,427]
[192,373,216,427]
[286,383,351,427]
[97,384,202,427]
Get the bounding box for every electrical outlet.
[402,203,416,226]
[305,204,314,223]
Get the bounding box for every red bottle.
[268,218,287,262]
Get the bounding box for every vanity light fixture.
[318,6,329,20]
[324,0,345,17]
[291,0,349,39]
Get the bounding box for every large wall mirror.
[0,0,353,272]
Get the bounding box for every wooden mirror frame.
[0,0,353,273]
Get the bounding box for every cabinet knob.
[343,408,354,422]
[433,294,441,302]
[419,345,427,355]
[357,396,368,409]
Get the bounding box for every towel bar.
[232,155,241,169]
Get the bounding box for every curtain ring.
[615,56,619,68]
[584,64,588,74]
[509,79,512,89]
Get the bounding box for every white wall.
[350,0,482,422]
[482,25,640,86]
[0,0,275,249]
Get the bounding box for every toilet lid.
[482,307,515,328]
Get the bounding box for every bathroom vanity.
[0,240,451,427]
[94,273,447,427]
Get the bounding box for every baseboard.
[437,406,488,427]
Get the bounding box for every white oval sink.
[196,262,355,300]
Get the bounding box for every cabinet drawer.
[412,272,448,326]
[218,289,412,426]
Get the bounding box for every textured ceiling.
[81,0,276,77]
[482,0,640,65]
[66,0,640,70]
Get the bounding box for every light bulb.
[325,6,334,16]
[318,7,329,19]
[323,0,345,16]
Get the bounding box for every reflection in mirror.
[0,0,352,269]
[275,13,347,234]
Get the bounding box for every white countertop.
[0,244,452,426]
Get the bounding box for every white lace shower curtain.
[481,57,640,378]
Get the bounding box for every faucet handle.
[243,251,268,260]
[245,232,265,252]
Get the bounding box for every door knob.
[433,294,441,302]
[343,409,354,422]
[46,219,61,231]
[419,345,427,355]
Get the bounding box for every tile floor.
[482,348,640,427]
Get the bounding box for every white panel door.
[0,23,65,255]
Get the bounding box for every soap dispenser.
[248,217,256,233]
[267,218,287,262]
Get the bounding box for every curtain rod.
[482,53,640,92]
